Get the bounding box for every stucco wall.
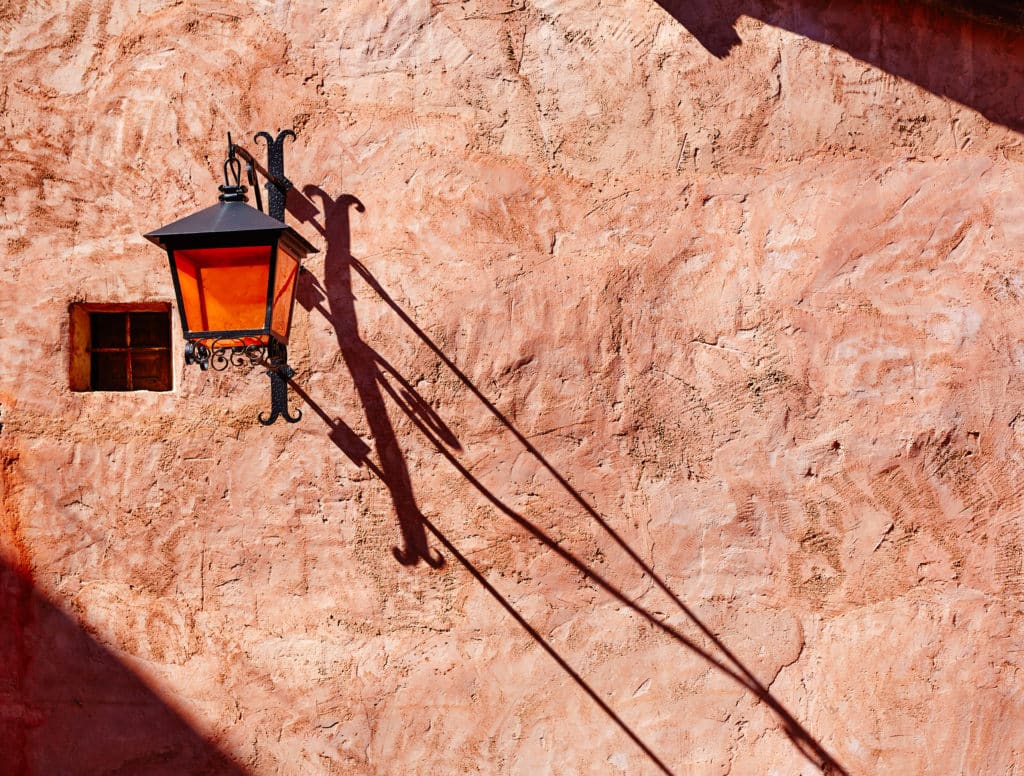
[2,1,1024,774]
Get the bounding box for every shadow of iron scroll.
[292,188,444,569]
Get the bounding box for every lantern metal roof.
[144,200,318,257]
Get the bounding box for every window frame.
[69,302,173,392]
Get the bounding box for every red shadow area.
[0,559,245,775]
[657,0,1024,132]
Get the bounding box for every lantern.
[144,131,317,424]
[144,198,315,351]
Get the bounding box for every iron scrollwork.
[185,340,271,372]
[184,339,302,425]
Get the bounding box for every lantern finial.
[218,133,249,203]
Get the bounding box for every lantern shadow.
[657,0,1024,134]
[291,189,446,568]
[286,189,847,774]
[273,384,678,776]
[0,558,245,775]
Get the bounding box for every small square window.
[69,303,172,392]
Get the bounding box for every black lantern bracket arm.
[226,130,296,222]
[258,341,302,426]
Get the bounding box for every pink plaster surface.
[2,1,1024,773]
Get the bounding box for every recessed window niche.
[69,303,172,392]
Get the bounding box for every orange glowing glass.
[270,245,300,340]
[173,245,273,334]
[145,199,317,349]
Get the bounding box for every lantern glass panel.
[270,245,300,341]
[173,245,273,334]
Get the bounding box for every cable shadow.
[0,558,246,775]
[656,0,1024,133]
[283,380,674,776]
[287,189,847,774]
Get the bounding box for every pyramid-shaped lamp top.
[145,200,318,345]
[144,200,317,255]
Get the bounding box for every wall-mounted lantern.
[144,131,317,425]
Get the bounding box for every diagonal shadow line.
[287,188,846,774]
[374,375,843,774]
[417,514,674,775]
[284,379,674,776]
[291,367,837,774]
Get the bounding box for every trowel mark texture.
[1,0,1024,774]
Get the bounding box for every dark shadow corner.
[656,0,1024,133]
[0,559,246,775]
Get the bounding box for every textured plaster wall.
[2,1,1024,774]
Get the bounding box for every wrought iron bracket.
[184,339,302,425]
[228,130,296,221]
[260,361,302,426]
[259,342,302,425]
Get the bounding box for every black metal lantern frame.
[144,131,318,425]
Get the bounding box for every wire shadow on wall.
[287,189,847,776]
